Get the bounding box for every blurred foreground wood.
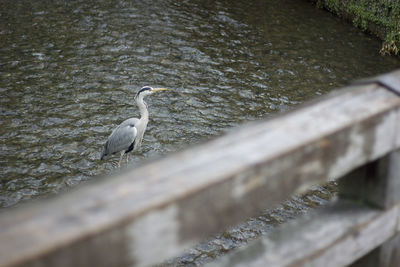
[1,70,400,267]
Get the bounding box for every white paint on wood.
[127,204,189,267]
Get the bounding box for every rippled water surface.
[0,0,399,208]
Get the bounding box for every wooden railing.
[1,70,400,267]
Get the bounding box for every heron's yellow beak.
[152,88,167,92]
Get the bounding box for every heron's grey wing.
[118,118,140,129]
[101,118,139,159]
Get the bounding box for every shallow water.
[0,0,398,207]
[1,0,399,265]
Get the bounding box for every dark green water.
[1,0,398,208]
[1,0,399,265]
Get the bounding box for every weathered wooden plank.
[339,149,400,266]
[0,73,399,267]
[350,234,400,267]
[339,149,400,209]
[207,201,400,267]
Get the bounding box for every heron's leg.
[118,151,124,168]
[126,153,129,164]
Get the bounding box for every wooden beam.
[339,149,400,266]
[0,74,400,266]
[350,234,400,267]
[339,149,400,209]
[206,201,400,267]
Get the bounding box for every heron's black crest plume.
[135,86,152,98]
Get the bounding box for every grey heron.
[101,86,167,167]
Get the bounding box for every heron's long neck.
[136,96,149,123]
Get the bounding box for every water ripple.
[0,0,398,210]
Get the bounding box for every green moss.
[313,0,400,56]
[324,0,340,13]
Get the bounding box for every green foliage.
[325,0,340,13]
[381,27,399,55]
[315,0,400,55]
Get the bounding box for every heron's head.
[135,86,167,100]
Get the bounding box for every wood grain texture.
[341,149,400,266]
[351,234,400,267]
[207,201,400,267]
[0,71,400,267]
